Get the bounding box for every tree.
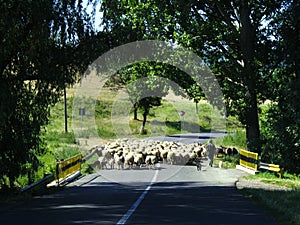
[112,62,169,134]
[171,0,285,153]
[100,1,208,134]
[99,0,285,153]
[0,0,96,188]
[260,0,300,173]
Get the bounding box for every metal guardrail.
[259,162,284,178]
[20,174,54,193]
[55,154,83,184]
[21,152,88,193]
[239,149,259,172]
[237,149,283,178]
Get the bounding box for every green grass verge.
[213,155,240,169]
[239,172,300,225]
[241,189,300,225]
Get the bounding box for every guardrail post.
[236,149,259,174]
[55,160,61,185]
[280,168,284,179]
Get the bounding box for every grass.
[213,155,240,169]
[240,172,300,225]
[244,172,300,190]
[94,89,242,139]
[214,129,247,149]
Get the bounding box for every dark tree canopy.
[260,0,300,173]
[0,0,99,188]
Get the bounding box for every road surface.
[146,132,228,144]
[0,160,279,225]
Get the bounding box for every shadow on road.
[0,179,280,225]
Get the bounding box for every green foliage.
[95,99,112,119]
[0,0,96,188]
[214,130,247,150]
[214,155,240,169]
[95,88,241,138]
[259,1,300,174]
[44,131,76,145]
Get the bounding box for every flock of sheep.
[89,139,238,170]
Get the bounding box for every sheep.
[217,146,238,157]
[108,157,115,169]
[216,146,226,157]
[145,155,158,169]
[160,149,169,164]
[95,145,105,157]
[133,153,145,168]
[195,157,202,171]
[124,152,134,169]
[98,156,107,170]
[114,153,124,170]
[167,151,176,165]
[193,146,204,158]
[181,152,191,165]
[201,147,207,158]
[174,152,184,165]
[90,159,100,169]
[91,139,240,171]
[232,147,239,155]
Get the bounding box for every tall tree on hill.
[100,1,205,133]
[120,62,169,134]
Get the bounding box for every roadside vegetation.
[240,172,300,225]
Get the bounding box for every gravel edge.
[236,177,292,191]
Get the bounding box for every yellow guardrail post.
[56,154,82,184]
[239,149,259,172]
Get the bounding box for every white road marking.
[116,170,159,225]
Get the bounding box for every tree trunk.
[28,170,33,185]
[140,112,147,134]
[64,87,68,133]
[240,2,261,153]
[133,103,138,120]
[245,88,261,153]
[296,4,300,80]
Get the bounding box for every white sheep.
[160,149,169,164]
[98,156,107,170]
[167,151,176,165]
[114,153,124,170]
[145,155,157,169]
[133,153,145,168]
[124,152,134,169]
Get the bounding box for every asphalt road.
[146,132,228,144]
[0,160,279,225]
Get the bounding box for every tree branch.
[214,2,240,37]
[191,5,205,24]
